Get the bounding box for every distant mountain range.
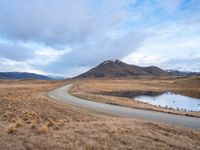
[75,59,200,78]
[166,70,200,77]
[0,72,52,80]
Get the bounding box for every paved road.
[48,84,200,130]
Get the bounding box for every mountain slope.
[142,66,169,76]
[75,60,169,78]
[0,72,52,80]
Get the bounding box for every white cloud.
[59,66,91,77]
[161,56,200,72]
[0,57,47,74]
[132,22,199,55]
[122,52,168,66]
[123,52,200,72]
[35,48,70,57]
[31,47,71,65]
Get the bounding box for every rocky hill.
[75,60,169,78]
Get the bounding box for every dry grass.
[0,79,200,149]
[39,124,49,134]
[70,77,200,117]
[6,123,17,134]
[0,80,96,134]
[15,118,23,128]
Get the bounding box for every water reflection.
[134,92,200,111]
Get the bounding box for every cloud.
[0,57,47,74]
[60,66,91,78]
[37,31,146,75]
[123,51,200,72]
[122,20,200,72]
[0,0,199,76]
[161,56,200,72]
[0,0,144,76]
[31,47,70,65]
[0,0,133,48]
[0,43,34,61]
[122,52,167,66]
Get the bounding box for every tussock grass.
[70,78,200,117]
[0,79,199,149]
[6,123,17,134]
[39,124,49,134]
[15,119,23,128]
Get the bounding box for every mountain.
[47,75,66,80]
[167,70,200,77]
[0,72,52,80]
[75,59,169,78]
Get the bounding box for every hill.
[173,76,200,88]
[75,59,169,78]
[0,72,52,80]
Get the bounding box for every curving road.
[48,84,200,130]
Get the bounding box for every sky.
[0,0,199,77]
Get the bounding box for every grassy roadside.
[70,77,200,117]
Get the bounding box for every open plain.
[0,79,200,149]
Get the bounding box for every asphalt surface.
[48,84,200,130]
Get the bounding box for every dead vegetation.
[0,80,95,134]
[0,79,200,149]
[70,77,200,117]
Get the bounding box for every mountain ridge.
[0,72,52,80]
[75,59,169,78]
[167,70,200,77]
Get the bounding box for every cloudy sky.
[0,0,199,77]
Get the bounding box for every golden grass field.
[70,77,200,117]
[0,79,200,149]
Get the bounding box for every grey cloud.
[38,31,146,74]
[0,0,132,48]
[1,0,198,76]
[0,0,143,76]
[0,43,34,61]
